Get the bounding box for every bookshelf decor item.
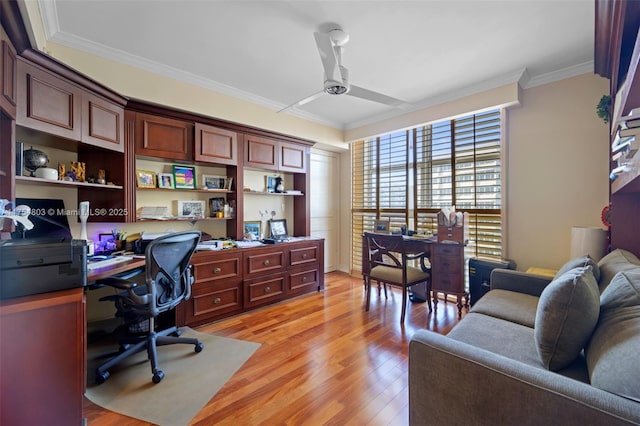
[136,170,157,188]
[244,221,262,240]
[173,165,196,189]
[202,174,226,190]
[158,173,174,189]
[177,200,205,219]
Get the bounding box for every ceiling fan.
[279,27,411,113]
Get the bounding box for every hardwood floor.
[83,272,467,425]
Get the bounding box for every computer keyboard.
[87,256,133,270]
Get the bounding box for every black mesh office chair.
[95,231,203,384]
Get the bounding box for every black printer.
[0,238,88,300]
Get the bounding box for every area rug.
[85,328,260,426]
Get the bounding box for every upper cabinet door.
[16,59,82,141]
[245,134,278,170]
[135,112,193,160]
[195,123,237,165]
[0,37,17,119]
[81,92,124,152]
[279,141,307,173]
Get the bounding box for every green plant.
[597,95,611,124]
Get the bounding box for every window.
[351,109,503,274]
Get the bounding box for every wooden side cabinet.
[0,288,85,426]
[431,243,468,318]
[135,112,194,160]
[195,123,238,165]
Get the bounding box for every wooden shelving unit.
[15,175,123,189]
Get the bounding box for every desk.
[361,235,468,318]
[87,257,146,282]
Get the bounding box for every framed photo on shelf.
[173,165,196,189]
[176,200,205,218]
[158,173,174,189]
[202,174,226,190]
[269,218,289,240]
[244,221,262,240]
[224,177,233,191]
[266,175,278,193]
[136,170,156,188]
[373,219,390,234]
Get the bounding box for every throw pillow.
[597,249,640,293]
[585,270,640,402]
[554,255,600,283]
[535,266,600,371]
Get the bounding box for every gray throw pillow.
[555,255,600,283]
[586,270,640,402]
[597,249,640,293]
[535,266,600,371]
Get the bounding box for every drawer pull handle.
[265,286,271,293]
[263,260,270,266]
[214,267,222,274]
[302,276,307,281]
[213,297,221,304]
[302,254,307,259]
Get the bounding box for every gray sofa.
[409,248,640,425]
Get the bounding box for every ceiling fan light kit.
[279,26,410,113]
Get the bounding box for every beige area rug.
[85,328,260,426]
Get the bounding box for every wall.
[506,73,609,271]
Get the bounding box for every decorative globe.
[23,147,49,176]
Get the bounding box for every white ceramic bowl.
[35,167,59,180]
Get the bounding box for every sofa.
[409,248,640,425]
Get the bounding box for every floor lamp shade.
[570,227,608,261]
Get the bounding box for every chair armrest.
[490,269,552,297]
[96,277,138,290]
[409,330,640,425]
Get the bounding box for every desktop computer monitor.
[10,198,73,241]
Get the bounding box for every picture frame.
[136,169,157,188]
[177,200,205,218]
[266,175,278,193]
[173,165,196,190]
[373,219,390,234]
[244,221,262,240]
[224,177,233,191]
[269,218,289,240]
[202,174,226,190]
[208,197,225,217]
[158,173,174,189]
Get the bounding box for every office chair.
[95,231,203,384]
[363,232,432,324]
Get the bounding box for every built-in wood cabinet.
[135,112,193,160]
[245,134,278,170]
[16,58,82,141]
[176,239,324,327]
[82,92,124,152]
[1,35,17,118]
[279,141,307,173]
[195,122,238,165]
[0,288,85,426]
[595,0,640,257]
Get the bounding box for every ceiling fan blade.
[347,85,411,109]
[314,32,342,83]
[278,90,326,113]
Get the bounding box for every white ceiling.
[34,0,595,130]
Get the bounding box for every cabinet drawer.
[288,268,319,295]
[244,274,285,308]
[289,245,318,267]
[432,255,461,271]
[245,250,285,277]
[184,281,242,325]
[432,273,464,293]
[193,255,241,283]
[433,244,463,257]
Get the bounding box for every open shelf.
[136,187,232,194]
[136,217,232,222]
[243,190,303,196]
[15,175,123,189]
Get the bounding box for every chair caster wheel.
[95,371,110,385]
[195,342,204,353]
[152,370,164,384]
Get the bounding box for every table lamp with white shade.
[570,226,608,261]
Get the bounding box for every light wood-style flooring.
[83,272,467,425]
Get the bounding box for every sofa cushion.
[535,266,600,371]
[470,289,539,328]
[555,255,600,283]
[597,249,640,293]
[586,270,640,402]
